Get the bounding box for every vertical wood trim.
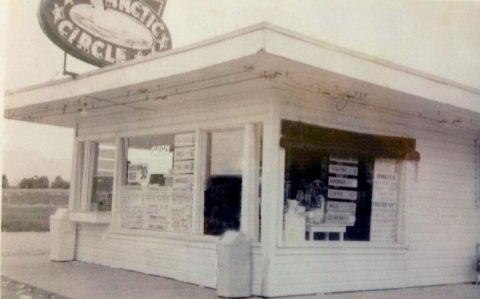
[81,141,97,211]
[276,148,286,245]
[192,129,208,234]
[396,161,407,244]
[260,96,281,296]
[403,160,416,246]
[68,138,77,211]
[80,141,90,211]
[241,123,255,238]
[69,139,84,210]
[112,137,126,229]
[253,124,262,242]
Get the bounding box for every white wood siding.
[75,224,218,287]
[266,88,480,297]
[74,86,270,293]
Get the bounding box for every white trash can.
[217,231,252,298]
[49,208,76,261]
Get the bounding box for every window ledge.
[69,211,112,224]
[102,228,221,249]
[277,241,409,256]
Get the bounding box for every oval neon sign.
[38,0,172,67]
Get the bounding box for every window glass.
[204,130,243,235]
[121,133,195,233]
[284,147,400,243]
[90,142,116,211]
[126,134,175,186]
[210,130,243,176]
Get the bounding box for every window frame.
[70,122,263,242]
[68,136,117,224]
[277,139,410,249]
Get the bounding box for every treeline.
[2,175,70,189]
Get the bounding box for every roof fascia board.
[5,24,267,110]
[6,22,480,115]
[263,25,480,114]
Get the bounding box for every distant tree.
[51,176,70,189]
[19,177,32,189]
[36,176,49,189]
[2,175,9,188]
[19,175,49,189]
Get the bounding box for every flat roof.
[5,22,480,129]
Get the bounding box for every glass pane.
[210,130,243,176]
[126,134,175,186]
[121,133,195,233]
[283,147,401,242]
[91,142,116,211]
[204,130,243,236]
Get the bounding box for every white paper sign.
[122,186,144,229]
[173,174,194,189]
[174,133,196,147]
[327,189,358,200]
[329,164,358,176]
[325,211,356,225]
[330,157,358,164]
[127,164,149,185]
[174,146,195,161]
[328,177,358,188]
[370,158,398,242]
[173,160,195,174]
[327,201,357,213]
[121,185,193,233]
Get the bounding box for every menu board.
[326,157,358,225]
[122,186,144,229]
[170,189,193,233]
[370,158,398,242]
[144,186,171,230]
[122,132,196,233]
[121,185,193,232]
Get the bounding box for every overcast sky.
[2,0,480,185]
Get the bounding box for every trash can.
[49,208,76,261]
[217,231,252,298]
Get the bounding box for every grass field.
[2,206,59,232]
[2,188,69,232]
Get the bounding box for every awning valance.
[280,120,420,161]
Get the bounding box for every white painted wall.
[73,83,270,294]
[72,81,480,297]
[265,87,480,297]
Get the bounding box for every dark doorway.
[204,175,242,236]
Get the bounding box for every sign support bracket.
[63,52,78,79]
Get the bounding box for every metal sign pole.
[63,52,78,79]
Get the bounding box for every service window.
[89,142,116,211]
[281,120,418,243]
[70,140,116,213]
[120,132,195,233]
[204,130,243,236]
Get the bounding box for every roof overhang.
[5,23,480,130]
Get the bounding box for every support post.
[260,96,282,296]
